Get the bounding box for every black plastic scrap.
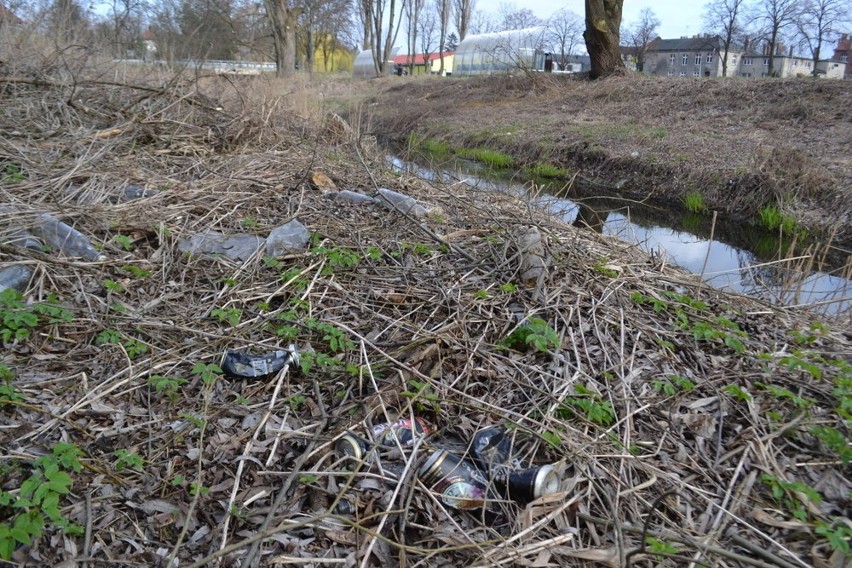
[221,344,299,378]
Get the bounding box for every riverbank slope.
[1,64,850,566]
[363,74,852,244]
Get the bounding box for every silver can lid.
[418,449,447,484]
[532,464,560,498]
[334,433,365,461]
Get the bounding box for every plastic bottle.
[32,214,105,261]
[0,265,33,293]
[377,188,428,218]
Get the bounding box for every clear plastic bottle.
[0,265,33,293]
[33,214,105,261]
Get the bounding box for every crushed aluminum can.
[221,344,299,378]
[370,416,431,447]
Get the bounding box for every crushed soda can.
[221,344,299,378]
[418,448,490,511]
[334,417,431,463]
[370,417,431,447]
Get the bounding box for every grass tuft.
[683,191,707,214]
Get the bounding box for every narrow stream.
[388,155,852,316]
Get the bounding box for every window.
[667,70,674,76]
[763,58,769,66]
[682,53,688,65]
[679,71,686,76]
[842,54,848,63]
[743,58,753,65]
[706,52,713,63]
[669,53,676,65]
[793,59,798,67]
[731,54,738,66]
[805,61,811,68]
[693,69,700,76]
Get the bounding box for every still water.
[388,155,852,315]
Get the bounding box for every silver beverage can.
[418,449,489,511]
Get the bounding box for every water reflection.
[388,155,851,315]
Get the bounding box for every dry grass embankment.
[365,74,852,244]
[1,57,851,567]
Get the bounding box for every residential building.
[645,34,844,78]
[391,52,454,76]
[832,33,851,79]
[644,35,739,77]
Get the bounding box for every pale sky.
[500,0,707,40]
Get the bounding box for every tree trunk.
[265,0,301,78]
[583,0,625,79]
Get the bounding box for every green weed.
[401,379,440,413]
[112,234,135,251]
[113,450,144,472]
[558,385,615,426]
[0,364,23,406]
[102,279,125,294]
[759,205,797,234]
[211,308,241,327]
[527,163,567,178]
[2,163,25,183]
[502,317,559,353]
[312,246,361,274]
[455,147,514,168]
[1,290,71,343]
[683,191,707,214]
[148,374,188,402]
[192,363,222,385]
[0,443,83,560]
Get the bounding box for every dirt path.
[363,74,852,244]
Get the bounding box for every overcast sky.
[505,0,707,40]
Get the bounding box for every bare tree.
[404,0,424,74]
[105,0,146,58]
[754,0,800,74]
[703,0,750,77]
[264,0,301,76]
[467,8,496,35]
[417,5,437,68]
[355,0,371,50]
[367,0,403,75]
[795,0,848,76]
[624,7,659,71]
[451,0,474,40]
[584,0,626,78]
[498,4,542,31]
[437,0,449,72]
[546,8,583,70]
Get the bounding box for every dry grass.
[1,53,851,568]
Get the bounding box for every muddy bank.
[363,74,852,244]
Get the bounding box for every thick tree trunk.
[265,0,301,78]
[583,0,625,79]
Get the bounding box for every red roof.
[392,51,453,65]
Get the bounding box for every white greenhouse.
[453,27,548,76]
[352,48,399,79]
